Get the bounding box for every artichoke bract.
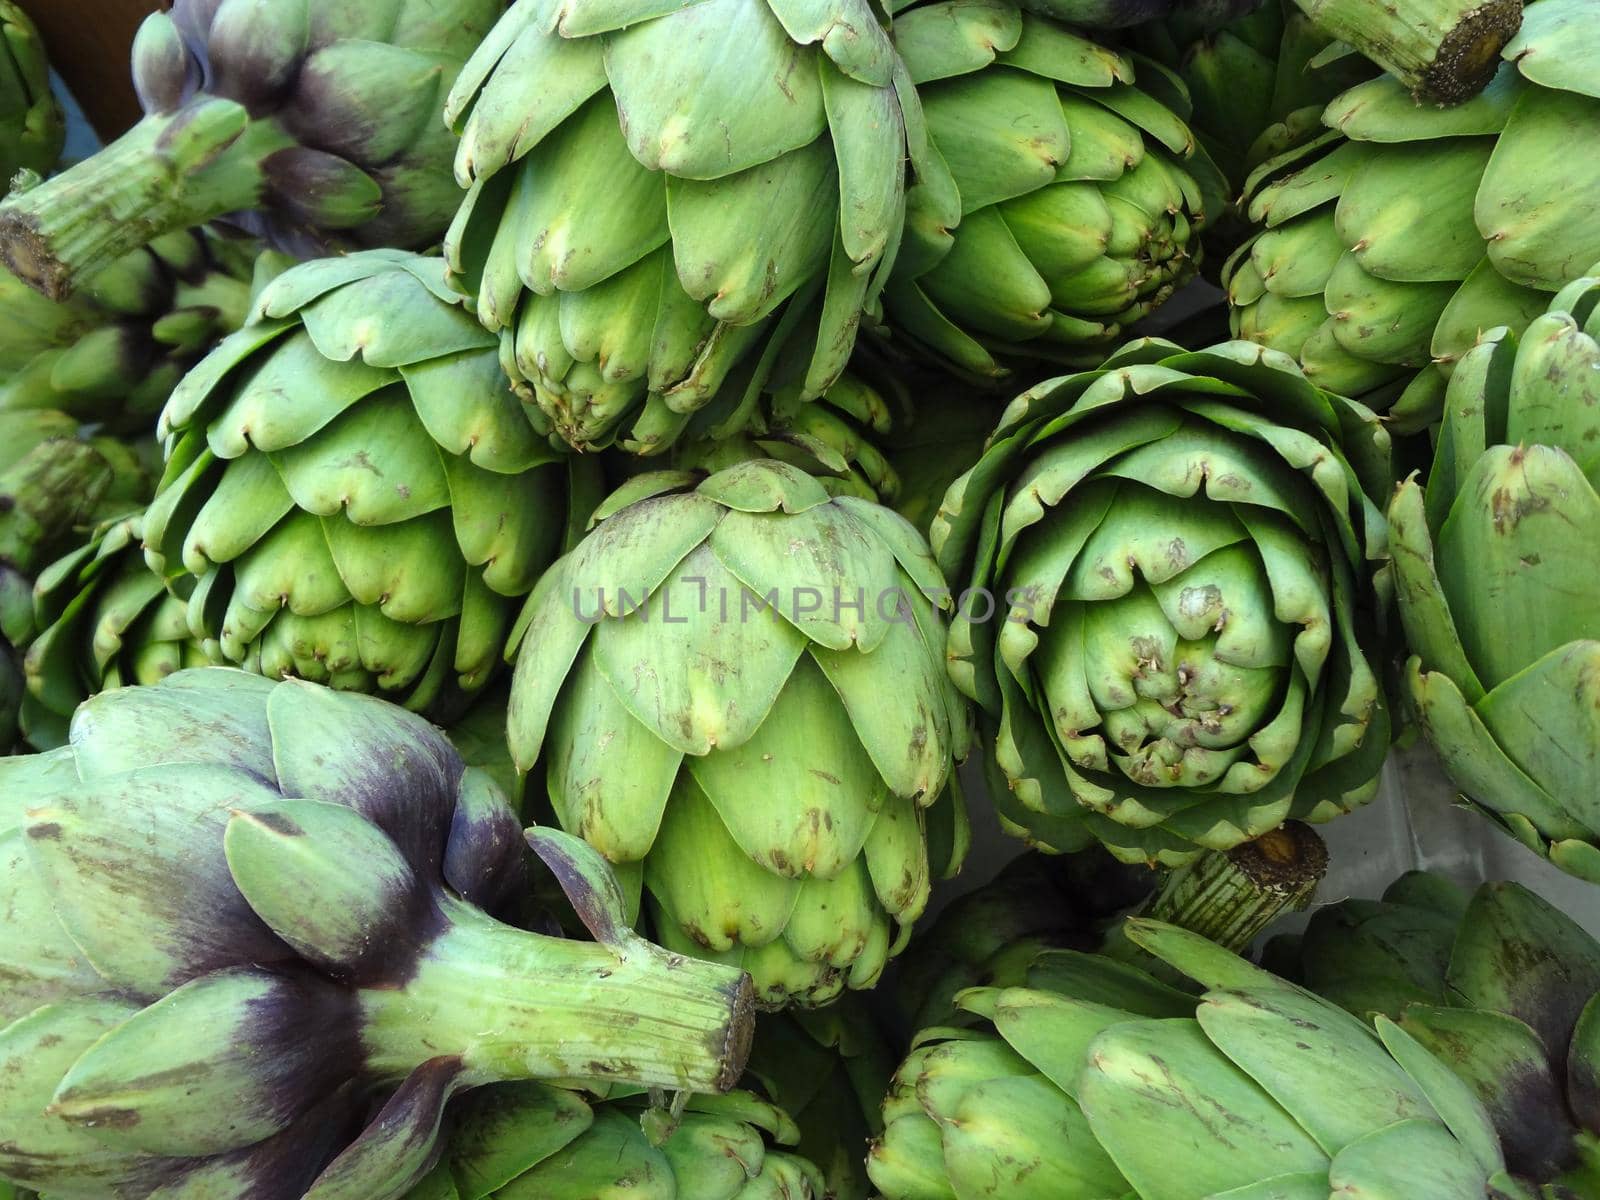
[1272,874,1600,1194]
[143,251,584,718]
[406,1085,825,1200]
[868,919,1524,1200]
[0,229,268,434]
[443,0,917,454]
[23,510,222,751]
[879,0,1216,380]
[0,0,63,185]
[0,0,502,301]
[1225,0,1600,432]
[1387,272,1600,884]
[0,669,754,1200]
[507,458,972,1008]
[934,339,1393,867]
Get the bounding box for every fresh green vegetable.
[0,668,755,1200]
[0,0,63,186]
[506,458,971,1008]
[934,338,1393,867]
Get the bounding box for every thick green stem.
[359,896,755,1095]
[0,98,286,300]
[1292,0,1523,105]
[1141,823,1330,954]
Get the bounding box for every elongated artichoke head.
[1388,271,1600,885]
[0,0,503,300]
[1225,0,1600,433]
[0,669,755,1200]
[0,0,63,185]
[869,919,1525,1200]
[443,0,919,454]
[1272,874,1600,1193]
[934,339,1393,867]
[143,251,589,719]
[407,1085,825,1200]
[878,0,1218,380]
[507,458,972,1008]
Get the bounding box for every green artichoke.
[1225,0,1600,432]
[745,998,894,1200]
[1129,0,1378,206]
[1270,874,1600,1194]
[878,0,1217,380]
[21,509,221,751]
[891,849,1152,1033]
[0,0,502,301]
[0,669,754,1200]
[443,0,918,454]
[406,1085,826,1200]
[1387,272,1600,884]
[934,339,1393,867]
[0,0,63,186]
[0,229,269,433]
[143,250,587,718]
[868,919,1527,1199]
[507,458,972,1008]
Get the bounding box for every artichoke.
[443,0,918,454]
[891,849,1153,1033]
[22,510,221,751]
[406,1085,826,1200]
[878,0,1216,380]
[0,0,63,186]
[0,669,754,1200]
[506,458,972,1008]
[0,0,502,301]
[1271,874,1600,1194]
[933,339,1394,867]
[1129,0,1378,205]
[745,998,894,1200]
[1225,0,1600,432]
[1387,271,1600,884]
[143,250,588,718]
[868,919,1527,1200]
[0,229,269,433]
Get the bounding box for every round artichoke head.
[143,250,583,718]
[0,0,64,184]
[869,918,1524,1200]
[443,0,918,455]
[507,457,973,1008]
[1277,873,1600,1193]
[0,0,503,300]
[1388,271,1600,885]
[0,668,755,1200]
[1225,0,1600,433]
[934,338,1394,867]
[879,0,1217,381]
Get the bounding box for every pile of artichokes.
[1,0,1598,1197]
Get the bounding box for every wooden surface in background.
[18,0,162,140]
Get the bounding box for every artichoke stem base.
[1290,0,1523,105]
[0,100,281,300]
[359,896,754,1096]
[1140,823,1329,954]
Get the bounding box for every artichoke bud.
[47,966,357,1157]
[131,11,194,115]
[443,766,528,914]
[224,798,429,980]
[207,0,312,112]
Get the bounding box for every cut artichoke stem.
[0,100,290,300]
[1290,0,1524,105]
[359,895,755,1096]
[1138,822,1330,953]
